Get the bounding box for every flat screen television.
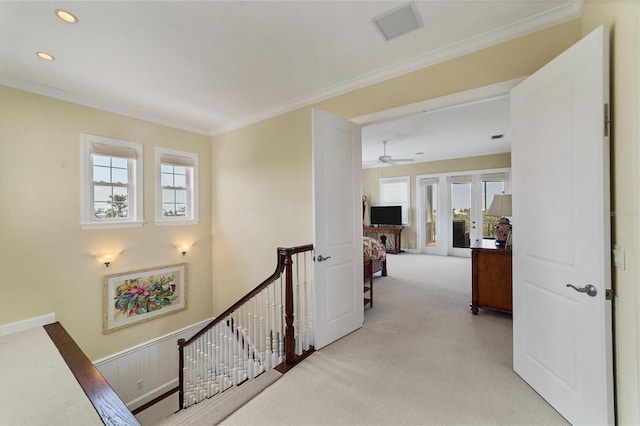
[370,205,402,226]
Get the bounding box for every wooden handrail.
[44,322,139,426]
[180,244,313,347]
[178,244,313,410]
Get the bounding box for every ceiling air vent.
[373,2,423,41]
[491,134,504,140]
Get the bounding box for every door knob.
[566,284,598,297]
[316,255,331,262]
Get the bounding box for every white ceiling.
[362,95,512,168]
[0,1,581,149]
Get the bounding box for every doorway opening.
[356,78,522,257]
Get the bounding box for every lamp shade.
[487,194,512,217]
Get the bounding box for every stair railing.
[177,244,314,410]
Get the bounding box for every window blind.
[91,142,137,159]
[161,153,195,167]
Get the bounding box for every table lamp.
[487,194,512,247]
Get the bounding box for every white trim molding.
[0,313,56,337]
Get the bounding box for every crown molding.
[209,0,583,136]
[0,76,212,136]
[1,1,583,138]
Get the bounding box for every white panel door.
[312,108,363,350]
[511,26,613,425]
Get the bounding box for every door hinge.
[605,289,614,300]
[604,103,610,137]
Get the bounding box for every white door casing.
[312,108,364,350]
[511,26,613,425]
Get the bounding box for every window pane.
[94,202,111,218]
[111,157,128,169]
[112,168,128,184]
[163,189,175,203]
[111,188,128,218]
[380,177,410,224]
[161,173,173,187]
[175,204,187,216]
[451,182,471,248]
[174,175,186,188]
[93,155,110,167]
[424,184,437,247]
[156,149,197,222]
[163,204,176,216]
[93,166,111,183]
[483,181,505,238]
[94,185,111,202]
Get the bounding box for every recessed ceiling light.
[36,52,55,61]
[56,9,78,24]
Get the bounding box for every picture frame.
[103,263,187,333]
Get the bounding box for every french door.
[418,170,510,256]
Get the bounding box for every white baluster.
[234,314,240,385]
[295,253,302,355]
[264,285,272,370]
[259,290,264,364]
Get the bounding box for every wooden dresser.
[470,240,512,315]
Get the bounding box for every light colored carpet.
[0,327,103,425]
[154,369,282,426]
[221,253,569,425]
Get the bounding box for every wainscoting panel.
[94,318,212,410]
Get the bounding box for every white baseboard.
[0,313,56,337]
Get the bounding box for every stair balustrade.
[178,244,314,410]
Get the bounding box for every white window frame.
[155,147,199,226]
[81,134,143,229]
[379,176,410,226]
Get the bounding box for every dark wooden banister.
[44,322,139,426]
[178,244,313,409]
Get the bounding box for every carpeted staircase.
[155,369,282,426]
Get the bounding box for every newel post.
[177,338,186,410]
[282,248,296,365]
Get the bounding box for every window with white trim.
[155,147,199,225]
[81,134,143,229]
[379,176,410,225]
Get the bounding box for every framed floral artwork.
[103,263,187,333]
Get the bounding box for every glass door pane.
[451,178,471,249]
[424,183,437,247]
[481,173,507,242]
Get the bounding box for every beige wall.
[0,86,213,360]
[581,1,640,424]
[210,108,313,313]
[362,153,511,250]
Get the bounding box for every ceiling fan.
[363,140,415,166]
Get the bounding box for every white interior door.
[312,108,363,350]
[511,26,613,425]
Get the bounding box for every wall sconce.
[95,252,117,267]
[176,244,191,256]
